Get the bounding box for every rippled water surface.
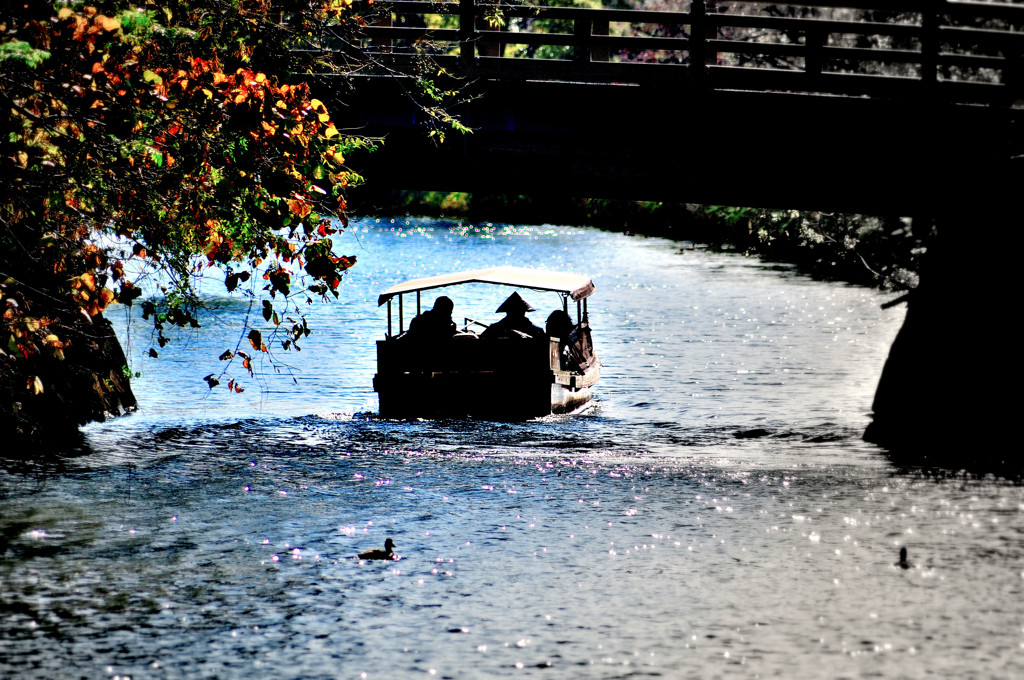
[2,219,1022,679]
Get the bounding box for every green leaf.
[0,41,50,69]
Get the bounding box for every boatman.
[407,295,457,341]
[481,292,545,340]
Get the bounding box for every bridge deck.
[330,1,1023,214]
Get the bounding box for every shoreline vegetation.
[354,189,926,293]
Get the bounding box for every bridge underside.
[334,77,1019,216]
[335,78,1021,464]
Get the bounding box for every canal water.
[2,219,1021,679]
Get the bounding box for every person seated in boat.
[546,309,574,367]
[545,309,573,342]
[480,292,545,340]
[405,295,456,342]
[546,308,594,373]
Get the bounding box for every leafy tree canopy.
[1,0,374,410]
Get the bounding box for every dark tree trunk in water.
[1,305,136,449]
[865,205,1016,470]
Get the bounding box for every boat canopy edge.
[377,266,595,306]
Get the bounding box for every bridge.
[332,0,1024,216]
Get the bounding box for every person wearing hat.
[406,295,457,341]
[481,291,545,340]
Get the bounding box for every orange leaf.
[73,272,97,292]
[95,15,121,32]
[287,198,311,218]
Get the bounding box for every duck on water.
[358,538,397,561]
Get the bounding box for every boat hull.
[373,336,598,420]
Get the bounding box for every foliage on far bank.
[698,205,924,291]
[361,190,926,291]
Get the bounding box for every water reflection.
[2,220,1022,678]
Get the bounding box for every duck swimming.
[358,538,396,560]
[896,546,912,569]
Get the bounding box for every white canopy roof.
[378,266,595,306]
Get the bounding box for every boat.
[373,266,600,419]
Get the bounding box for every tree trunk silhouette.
[1,298,136,450]
[865,204,1016,470]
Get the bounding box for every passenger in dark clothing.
[545,309,574,369]
[545,309,573,341]
[481,292,545,340]
[407,295,456,340]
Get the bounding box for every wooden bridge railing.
[347,0,1024,106]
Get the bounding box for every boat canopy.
[377,266,595,306]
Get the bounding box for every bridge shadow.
[881,445,1024,482]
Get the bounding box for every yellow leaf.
[324,124,339,139]
[30,376,44,395]
[310,98,330,123]
[58,7,73,20]
[44,335,65,361]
